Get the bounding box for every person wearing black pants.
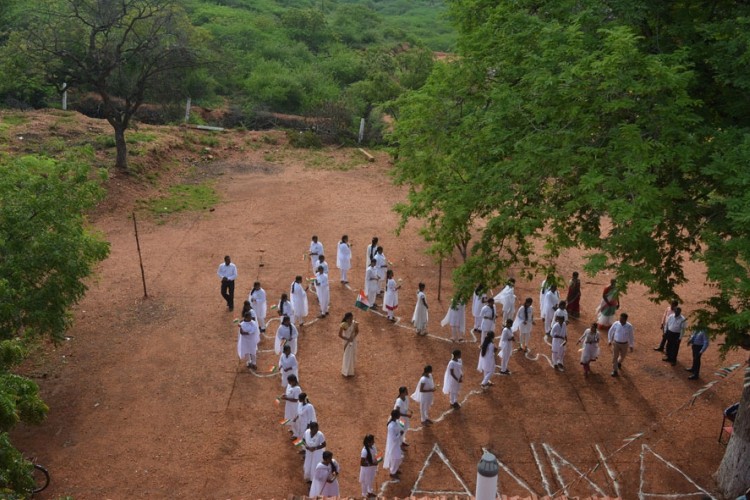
[654,300,678,352]
[662,307,687,365]
[686,328,709,379]
[217,255,237,311]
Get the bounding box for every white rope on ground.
[638,445,716,500]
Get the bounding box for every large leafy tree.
[390,0,750,495]
[0,151,110,495]
[21,0,200,171]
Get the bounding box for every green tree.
[21,0,201,171]
[391,1,750,495]
[0,152,110,495]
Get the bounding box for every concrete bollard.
[476,451,499,500]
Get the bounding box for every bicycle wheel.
[32,463,50,494]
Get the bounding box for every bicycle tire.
[32,463,50,494]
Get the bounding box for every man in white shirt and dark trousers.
[662,307,687,366]
[686,327,709,380]
[608,312,634,377]
[217,255,237,311]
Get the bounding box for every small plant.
[198,134,220,147]
[1,114,29,126]
[261,134,278,145]
[126,132,157,144]
[94,135,116,149]
[286,130,322,149]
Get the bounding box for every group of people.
[221,242,713,498]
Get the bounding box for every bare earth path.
[11,136,747,499]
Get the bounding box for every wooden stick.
[132,212,148,298]
[358,148,375,162]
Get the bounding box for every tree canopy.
[0,151,110,494]
[390,2,750,494]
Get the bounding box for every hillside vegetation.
[0,0,454,135]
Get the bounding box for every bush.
[286,130,322,149]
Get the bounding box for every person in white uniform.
[479,297,497,344]
[303,422,326,483]
[374,246,388,293]
[577,322,600,377]
[441,298,466,342]
[412,283,429,336]
[443,350,463,409]
[280,374,302,426]
[411,365,435,424]
[275,315,299,355]
[277,292,294,324]
[365,259,380,308]
[550,314,568,371]
[237,312,260,370]
[316,255,329,276]
[393,386,412,446]
[498,319,515,375]
[217,255,238,311]
[309,451,339,497]
[249,281,267,332]
[477,332,496,388]
[494,278,517,324]
[336,235,352,284]
[383,269,401,321]
[365,236,379,271]
[539,274,554,320]
[512,297,534,352]
[472,284,488,333]
[292,392,316,439]
[315,266,330,317]
[543,284,560,336]
[359,435,378,498]
[309,235,323,273]
[383,409,404,478]
[290,276,309,326]
[278,344,299,388]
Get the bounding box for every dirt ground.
[10,129,748,499]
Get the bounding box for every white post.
[61,83,67,111]
[476,451,499,500]
[358,117,365,143]
[184,97,192,123]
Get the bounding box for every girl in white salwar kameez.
[365,260,379,308]
[411,365,435,424]
[441,298,466,341]
[494,278,517,324]
[293,393,316,439]
[336,235,352,284]
[394,387,412,446]
[290,276,309,326]
[277,293,294,325]
[365,237,378,271]
[472,284,488,333]
[359,435,378,497]
[383,270,400,321]
[309,451,339,498]
[374,246,388,293]
[383,409,404,478]
[338,312,359,377]
[498,319,515,375]
[278,344,299,388]
[577,322,600,376]
[412,283,429,336]
[543,285,560,335]
[512,298,534,353]
[550,315,567,371]
[443,350,463,409]
[478,332,496,387]
[281,375,302,424]
[315,267,330,317]
[237,313,260,370]
[249,282,267,332]
[303,422,326,483]
[275,316,299,355]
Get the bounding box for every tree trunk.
[114,125,128,171]
[715,370,750,497]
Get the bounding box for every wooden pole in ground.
[438,258,443,302]
[132,212,148,298]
